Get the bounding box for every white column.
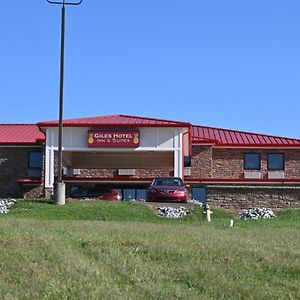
[173,130,183,179]
[44,128,55,189]
[45,147,55,188]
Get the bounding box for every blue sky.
[1,1,299,138]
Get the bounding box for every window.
[268,153,284,170]
[28,151,42,178]
[184,156,191,167]
[244,153,261,170]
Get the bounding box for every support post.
[54,182,66,205]
[47,0,83,204]
[54,2,66,205]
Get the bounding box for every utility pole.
[46,0,83,205]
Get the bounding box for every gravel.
[0,198,17,214]
[187,199,203,206]
[239,207,276,220]
[157,206,187,218]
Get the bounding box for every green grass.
[6,199,234,225]
[6,199,299,228]
[0,199,300,299]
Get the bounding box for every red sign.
[87,130,140,147]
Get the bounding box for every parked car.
[146,177,189,203]
[68,187,122,201]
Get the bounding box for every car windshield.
[152,178,184,186]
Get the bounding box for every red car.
[69,187,122,201]
[146,177,189,203]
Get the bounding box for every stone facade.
[22,185,44,199]
[190,146,212,178]
[0,147,44,198]
[191,146,300,179]
[206,185,300,210]
[76,168,173,178]
[189,146,300,209]
[212,148,300,178]
[45,187,54,198]
[53,152,174,180]
[2,143,300,208]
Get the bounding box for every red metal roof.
[192,125,300,147]
[0,124,45,145]
[2,116,298,147]
[38,114,191,128]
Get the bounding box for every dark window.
[244,153,261,170]
[28,151,42,178]
[184,156,191,167]
[268,153,284,170]
[29,152,43,168]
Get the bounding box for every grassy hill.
[0,199,299,299]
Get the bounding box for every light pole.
[47,0,83,205]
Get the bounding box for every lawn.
[0,199,299,299]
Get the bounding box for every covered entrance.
[38,114,191,194]
[62,150,174,200]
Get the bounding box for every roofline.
[118,114,191,126]
[192,124,300,143]
[38,123,190,128]
[213,144,300,148]
[191,142,300,148]
[0,142,44,146]
[37,114,191,128]
[0,123,38,126]
[0,124,45,145]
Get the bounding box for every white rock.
[0,198,17,214]
[157,206,187,218]
[239,207,276,220]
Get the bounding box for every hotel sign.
[87,130,140,148]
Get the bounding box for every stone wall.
[190,147,300,179]
[77,168,173,178]
[190,146,212,178]
[22,185,44,199]
[53,151,174,179]
[45,187,54,198]
[211,148,300,178]
[206,185,300,209]
[55,147,300,181]
[0,147,44,198]
[212,149,243,178]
